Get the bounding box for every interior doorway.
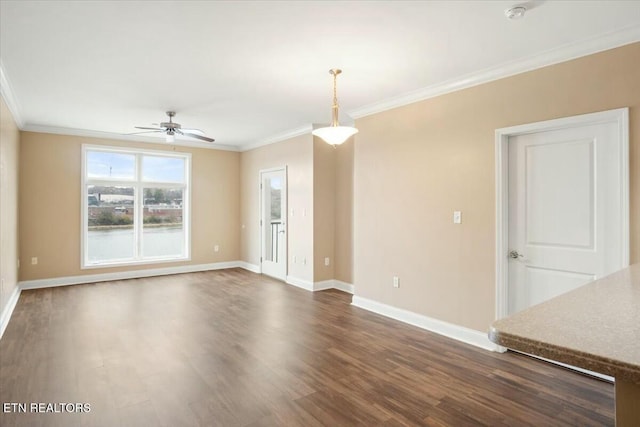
[495,108,629,319]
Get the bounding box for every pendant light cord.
[330,69,341,127]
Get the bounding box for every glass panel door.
[261,168,287,280]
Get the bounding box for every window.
[82,145,190,268]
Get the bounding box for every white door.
[260,168,287,281]
[507,119,626,314]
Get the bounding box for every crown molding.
[349,25,640,119]
[239,124,312,152]
[0,61,25,128]
[21,124,240,151]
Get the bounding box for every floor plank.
[0,268,614,426]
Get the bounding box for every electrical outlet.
[393,276,400,288]
[324,257,330,266]
[453,211,462,224]
[31,257,38,265]
[214,245,219,252]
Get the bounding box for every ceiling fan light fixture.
[133,111,215,143]
[312,69,358,146]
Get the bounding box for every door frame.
[259,166,288,279]
[494,108,629,322]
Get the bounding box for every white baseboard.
[19,261,243,290]
[332,280,355,294]
[313,279,354,294]
[351,295,498,352]
[237,261,260,274]
[0,285,21,339]
[286,277,355,294]
[313,280,335,291]
[286,276,315,291]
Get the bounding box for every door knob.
[509,250,524,259]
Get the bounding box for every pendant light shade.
[312,125,359,145]
[312,69,358,145]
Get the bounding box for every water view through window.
[83,147,190,267]
[88,228,184,261]
[142,188,184,258]
[86,185,135,262]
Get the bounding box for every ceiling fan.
[133,111,215,143]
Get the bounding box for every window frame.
[81,144,191,269]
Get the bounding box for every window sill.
[81,255,190,270]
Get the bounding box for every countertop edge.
[488,327,640,384]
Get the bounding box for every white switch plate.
[393,276,399,288]
[31,257,38,265]
[214,245,219,252]
[453,211,462,224]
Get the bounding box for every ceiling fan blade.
[128,130,164,135]
[135,126,164,131]
[182,132,215,143]
[181,128,204,134]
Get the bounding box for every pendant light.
[312,69,358,145]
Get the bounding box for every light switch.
[453,211,462,224]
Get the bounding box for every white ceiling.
[1,1,639,150]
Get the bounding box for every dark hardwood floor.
[0,268,613,426]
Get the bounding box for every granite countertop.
[489,263,640,384]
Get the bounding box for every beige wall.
[19,132,240,281]
[240,134,314,282]
[334,139,354,284]
[240,135,354,285]
[353,42,640,332]
[313,138,336,282]
[0,97,20,316]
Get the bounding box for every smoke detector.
[505,6,527,20]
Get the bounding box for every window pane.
[265,176,282,262]
[142,156,185,183]
[87,185,135,263]
[142,188,184,258]
[87,151,135,180]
